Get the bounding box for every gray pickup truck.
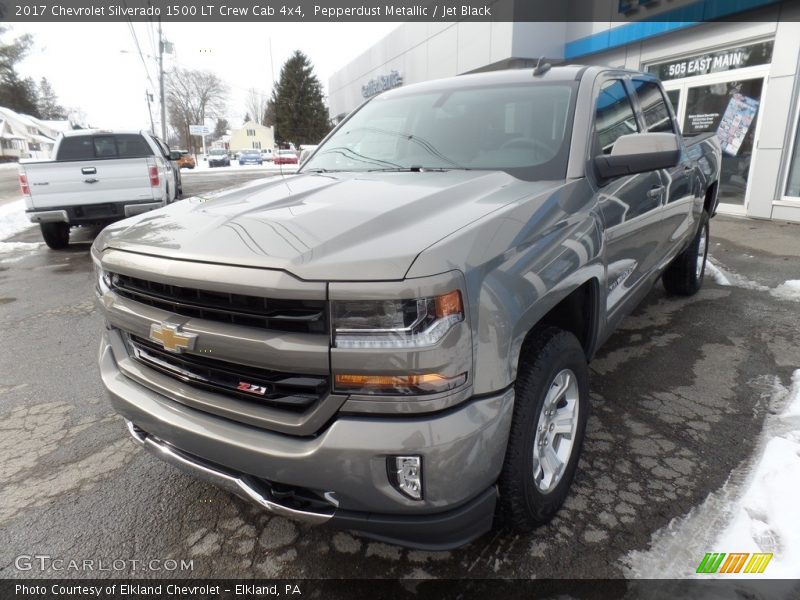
[92,66,720,550]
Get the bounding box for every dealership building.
[328,0,800,223]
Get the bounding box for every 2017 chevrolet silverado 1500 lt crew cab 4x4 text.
[92,66,721,549]
[19,130,182,249]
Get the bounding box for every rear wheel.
[39,222,70,249]
[498,327,589,530]
[662,210,709,296]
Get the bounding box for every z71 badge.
[237,381,268,396]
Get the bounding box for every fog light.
[388,456,423,500]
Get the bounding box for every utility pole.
[145,91,155,135]
[158,18,166,141]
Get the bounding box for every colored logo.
[149,323,197,354]
[696,552,773,574]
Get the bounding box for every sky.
[7,21,398,132]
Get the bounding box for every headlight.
[332,290,464,349]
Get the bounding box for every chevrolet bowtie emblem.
[149,323,197,353]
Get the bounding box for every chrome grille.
[110,273,326,334]
[127,335,328,412]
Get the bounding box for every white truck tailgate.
[24,158,157,209]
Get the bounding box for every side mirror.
[168,150,182,161]
[594,132,680,179]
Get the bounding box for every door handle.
[81,167,96,175]
[647,186,664,199]
[83,178,99,184]
[684,165,694,173]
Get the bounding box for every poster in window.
[716,94,759,157]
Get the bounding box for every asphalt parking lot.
[1,172,799,579]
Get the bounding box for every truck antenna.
[533,57,552,77]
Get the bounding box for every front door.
[591,78,669,318]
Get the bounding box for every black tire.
[39,222,70,249]
[498,327,589,531]
[662,210,709,296]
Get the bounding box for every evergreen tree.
[37,77,66,119]
[212,117,229,141]
[0,27,40,115]
[270,51,331,148]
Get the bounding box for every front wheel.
[662,210,709,296]
[40,222,70,249]
[498,327,589,530]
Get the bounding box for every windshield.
[303,82,576,178]
[210,150,226,155]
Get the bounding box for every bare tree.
[166,67,229,152]
[244,87,269,126]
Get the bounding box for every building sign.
[646,41,773,82]
[189,124,210,135]
[361,70,403,98]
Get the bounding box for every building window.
[594,79,639,155]
[631,79,675,133]
[787,117,800,197]
[247,129,255,136]
[252,141,261,149]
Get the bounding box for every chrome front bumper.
[125,421,334,524]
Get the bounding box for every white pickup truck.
[19,130,181,249]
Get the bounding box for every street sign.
[189,125,211,135]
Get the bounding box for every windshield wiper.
[367,166,470,173]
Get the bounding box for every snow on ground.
[705,259,732,286]
[706,256,769,291]
[0,199,33,242]
[770,280,800,303]
[625,370,800,581]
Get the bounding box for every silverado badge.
[149,323,197,354]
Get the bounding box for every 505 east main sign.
[647,41,774,82]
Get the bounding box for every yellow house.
[230,121,274,153]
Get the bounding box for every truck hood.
[95,171,560,280]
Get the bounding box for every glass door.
[662,73,766,210]
[683,77,764,207]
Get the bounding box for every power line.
[122,0,156,91]
[144,3,158,58]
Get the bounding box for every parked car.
[92,66,721,549]
[273,149,298,165]
[238,149,263,166]
[20,129,181,249]
[261,148,274,162]
[175,150,195,169]
[207,149,230,168]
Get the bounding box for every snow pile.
[0,240,41,254]
[706,257,769,291]
[625,370,800,580]
[770,280,800,303]
[0,199,33,241]
[705,260,731,286]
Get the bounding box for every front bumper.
[99,331,514,549]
